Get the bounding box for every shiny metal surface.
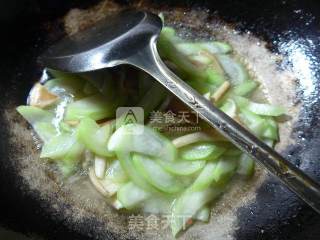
[40,10,320,214]
[40,10,161,72]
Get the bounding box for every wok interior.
[4,0,303,239]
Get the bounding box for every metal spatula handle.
[127,37,320,214]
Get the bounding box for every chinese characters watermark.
[115,107,202,133]
[127,213,193,233]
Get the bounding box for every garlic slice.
[94,155,107,179]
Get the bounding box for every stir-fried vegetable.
[16,14,286,238]
[179,142,226,161]
[108,123,177,162]
[65,93,121,121]
[132,153,184,194]
[78,118,114,157]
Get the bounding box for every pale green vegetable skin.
[65,93,119,121]
[16,18,286,238]
[105,160,128,183]
[234,96,286,116]
[179,142,226,161]
[117,182,150,209]
[40,132,78,159]
[233,80,259,96]
[78,118,114,157]
[220,99,237,118]
[237,154,255,177]
[194,206,211,222]
[142,196,173,214]
[115,151,156,193]
[108,123,177,162]
[45,69,87,98]
[16,106,56,142]
[132,154,184,194]
[158,160,205,176]
[190,162,218,191]
[216,54,249,85]
[171,187,223,236]
[17,105,54,123]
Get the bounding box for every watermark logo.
[149,110,201,133]
[127,213,197,234]
[116,107,144,133]
[116,107,201,133]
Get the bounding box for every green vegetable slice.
[17,106,83,174]
[58,161,78,176]
[116,151,156,192]
[59,121,74,133]
[220,99,237,118]
[157,27,207,80]
[17,105,54,124]
[233,80,259,97]
[65,93,119,121]
[189,54,213,65]
[142,196,173,214]
[172,132,213,148]
[175,41,232,56]
[238,109,268,137]
[190,162,218,191]
[194,206,210,222]
[191,157,237,190]
[41,130,84,175]
[180,142,226,161]
[108,124,177,162]
[186,80,216,95]
[262,118,279,140]
[60,140,84,164]
[105,160,128,183]
[138,81,167,117]
[17,106,57,142]
[78,118,114,157]
[206,67,225,86]
[234,96,285,116]
[263,139,274,147]
[44,76,85,99]
[212,158,238,184]
[158,160,205,176]
[171,187,223,236]
[217,55,248,85]
[175,42,201,56]
[237,154,255,177]
[132,154,184,194]
[199,41,232,54]
[40,132,78,159]
[33,122,58,142]
[117,182,150,209]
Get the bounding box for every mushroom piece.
[29,83,59,108]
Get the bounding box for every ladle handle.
[127,39,320,214]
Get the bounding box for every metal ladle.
[40,10,320,213]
